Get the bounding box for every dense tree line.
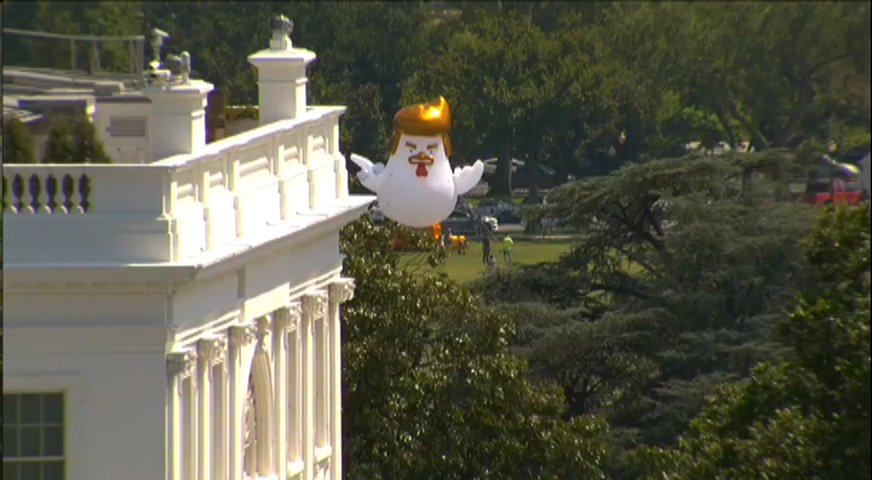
[5,2,868,190]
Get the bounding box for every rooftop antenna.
[150,28,169,70]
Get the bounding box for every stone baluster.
[78,174,91,212]
[36,175,51,214]
[45,174,59,213]
[24,174,39,214]
[2,176,17,213]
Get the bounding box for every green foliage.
[8,2,866,183]
[3,118,36,164]
[4,2,145,72]
[598,3,871,150]
[637,203,871,479]
[42,117,76,164]
[42,115,111,164]
[483,152,818,478]
[340,216,611,479]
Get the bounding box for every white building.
[3,18,374,480]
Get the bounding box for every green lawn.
[400,238,576,284]
[466,195,527,207]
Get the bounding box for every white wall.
[4,327,168,480]
[93,99,153,164]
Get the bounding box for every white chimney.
[248,15,316,125]
[142,80,214,161]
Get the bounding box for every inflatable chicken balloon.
[349,97,484,228]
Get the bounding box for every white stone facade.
[2,21,373,480]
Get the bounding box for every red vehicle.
[800,154,867,206]
[802,178,864,206]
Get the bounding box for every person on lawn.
[502,235,514,263]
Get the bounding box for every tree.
[637,203,871,480]
[71,115,112,163]
[402,11,558,196]
[43,115,111,164]
[477,151,820,477]
[4,2,146,73]
[3,118,37,164]
[597,3,871,152]
[340,216,611,479]
[42,118,76,164]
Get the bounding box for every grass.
[466,195,527,207]
[400,237,576,284]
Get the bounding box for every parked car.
[476,198,524,226]
[475,198,515,217]
[441,209,498,238]
[495,209,523,224]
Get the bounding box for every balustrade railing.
[2,106,357,263]
[3,171,91,214]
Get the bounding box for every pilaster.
[167,349,197,480]
[228,324,257,480]
[301,292,327,479]
[286,302,305,475]
[328,278,355,480]
[197,337,227,480]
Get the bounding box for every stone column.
[167,349,197,480]
[228,325,257,480]
[302,292,327,480]
[141,80,214,161]
[197,337,227,480]
[328,278,355,480]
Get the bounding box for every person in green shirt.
[502,235,514,263]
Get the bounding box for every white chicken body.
[351,133,483,228]
[378,134,455,227]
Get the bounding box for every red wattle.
[416,164,428,177]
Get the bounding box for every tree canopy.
[636,203,870,479]
[5,2,868,180]
[340,217,611,479]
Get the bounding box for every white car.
[482,215,499,232]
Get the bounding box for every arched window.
[243,349,274,479]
